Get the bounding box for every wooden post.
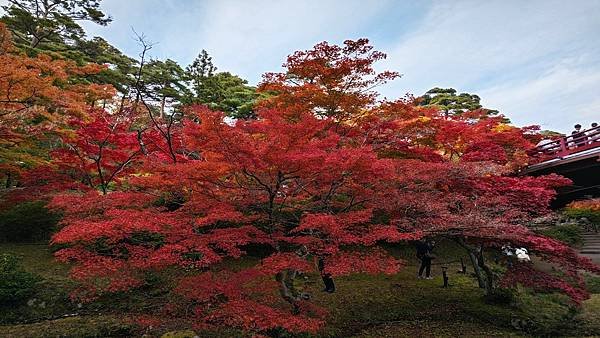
[442,266,449,288]
[559,138,567,156]
[459,258,467,273]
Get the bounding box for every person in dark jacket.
[318,257,335,293]
[572,124,588,147]
[416,239,435,279]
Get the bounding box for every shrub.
[564,199,600,230]
[0,254,40,304]
[0,201,61,242]
[567,198,600,212]
[485,287,516,305]
[584,274,600,294]
[540,224,583,246]
[511,288,580,336]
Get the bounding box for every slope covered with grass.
[1,239,598,337]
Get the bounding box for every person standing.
[416,239,435,279]
[572,124,587,147]
[318,257,335,293]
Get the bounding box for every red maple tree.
[51,109,144,194]
[50,107,418,333]
[44,39,599,336]
[258,38,399,122]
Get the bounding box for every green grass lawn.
[0,243,70,280]
[1,240,598,337]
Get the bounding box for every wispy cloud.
[83,0,402,82]
[189,0,397,82]
[378,0,600,132]
[479,54,600,131]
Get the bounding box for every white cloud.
[479,57,600,132]
[82,0,395,83]
[191,0,394,82]
[377,0,600,132]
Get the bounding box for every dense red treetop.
[49,107,421,333]
[259,38,400,121]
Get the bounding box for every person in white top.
[515,248,531,262]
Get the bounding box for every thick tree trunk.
[276,269,300,314]
[455,238,487,290]
[477,248,495,295]
[29,35,41,49]
[467,250,486,289]
[5,172,12,188]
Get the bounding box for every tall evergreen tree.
[142,59,190,118]
[186,49,216,79]
[1,0,111,50]
[185,50,258,119]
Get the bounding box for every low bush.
[564,199,600,230]
[540,224,583,246]
[584,274,600,294]
[0,201,61,242]
[485,287,516,305]
[511,288,580,336]
[0,253,40,304]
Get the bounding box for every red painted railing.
[531,125,600,160]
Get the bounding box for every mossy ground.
[1,315,133,338]
[0,240,598,337]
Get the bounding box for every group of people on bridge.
[570,122,599,148]
[535,122,599,156]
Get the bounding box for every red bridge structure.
[521,124,600,207]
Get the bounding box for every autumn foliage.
[0,22,113,187]
[566,198,600,213]
[2,33,598,335]
[258,38,400,121]
[51,109,143,194]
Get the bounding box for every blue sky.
[5,0,600,132]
